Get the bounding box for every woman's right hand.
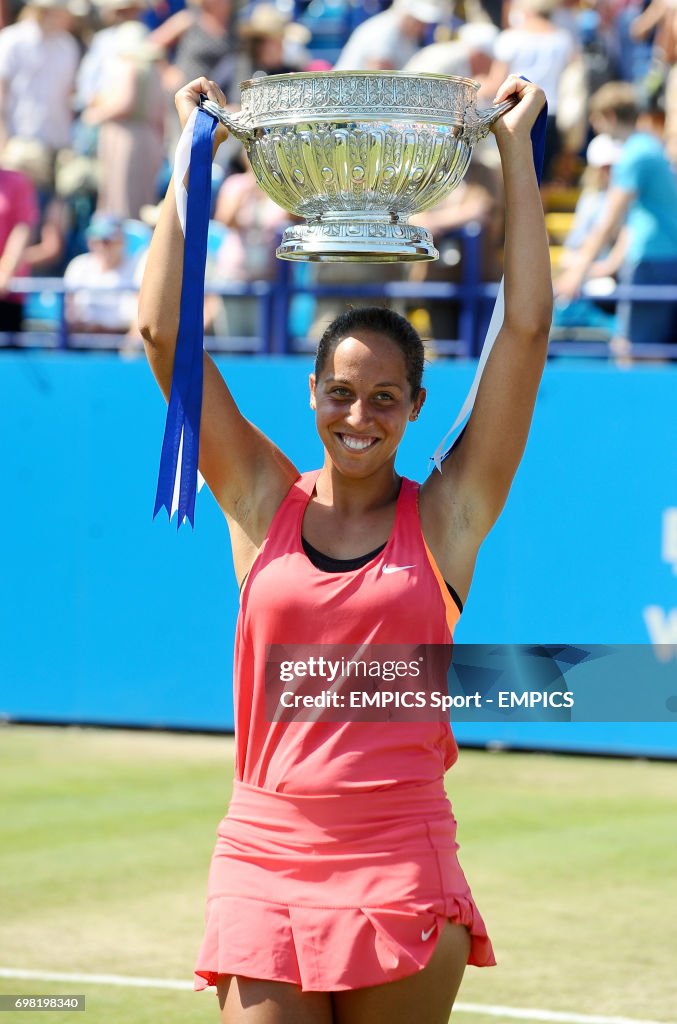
[175,77,230,150]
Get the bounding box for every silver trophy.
[202,71,516,262]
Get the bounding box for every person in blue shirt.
[556,82,677,348]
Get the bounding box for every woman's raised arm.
[420,77,552,599]
[138,79,299,568]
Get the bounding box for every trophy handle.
[462,95,519,144]
[199,96,255,144]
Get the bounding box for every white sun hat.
[586,133,625,167]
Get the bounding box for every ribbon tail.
[430,87,548,473]
[431,278,505,470]
[169,426,184,522]
[153,392,185,520]
[168,430,203,528]
[177,374,203,530]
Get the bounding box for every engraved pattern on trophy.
[375,127,401,212]
[200,72,517,261]
[240,73,478,126]
[348,130,369,210]
[461,103,484,147]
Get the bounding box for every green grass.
[0,725,675,1023]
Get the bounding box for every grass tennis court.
[1,724,675,1024]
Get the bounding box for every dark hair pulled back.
[315,307,424,399]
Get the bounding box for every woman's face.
[309,331,426,478]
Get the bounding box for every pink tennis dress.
[193,470,496,992]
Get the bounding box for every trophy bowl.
[201,71,515,262]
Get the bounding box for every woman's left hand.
[491,76,546,146]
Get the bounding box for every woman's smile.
[337,433,381,452]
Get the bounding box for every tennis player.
[139,73,550,1024]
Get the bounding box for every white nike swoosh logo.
[382,564,415,574]
[421,925,436,941]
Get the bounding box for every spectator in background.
[238,5,310,76]
[478,0,504,29]
[52,143,100,264]
[76,0,152,113]
[576,6,619,96]
[556,82,677,348]
[334,0,451,71]
[0,150,39,332]
[1,135,54,207]
[404,21,499,89]
[64,0,96,57]
[549,0,582,39]
[407,151,504,344]
[0,0,80,157]
[208,4,312,98]
[559,133,627,269]
[631,0,677,136]
[208,151,291,337]
[64,212,139,334]
[148,0,234,94]
[1,136,69,275]
[630,0,677,62]
[206,5,314,173]
[552,133,627,336]
[611,0,657,84]
[486,0,577,178]
[83,22,165,219]
[552,6,618,163]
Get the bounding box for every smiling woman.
[137,72,552,1024]
[309,311,424,492]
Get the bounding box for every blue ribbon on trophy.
[153,105,216,529]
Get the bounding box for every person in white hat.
[335,0,452,71]
[0,0,80,155]
[63,211,139,333]
[558,133,627,272]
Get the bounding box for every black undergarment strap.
[445,582,464,615]
[302,536,386,573]
[301,536,463,614]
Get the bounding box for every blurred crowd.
[0,0,676,351]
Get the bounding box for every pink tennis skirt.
[193,777,496,993]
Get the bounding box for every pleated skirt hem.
[193,778,496,993]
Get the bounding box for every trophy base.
[276,221,438,263]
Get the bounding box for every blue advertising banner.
[1,353,675,757]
